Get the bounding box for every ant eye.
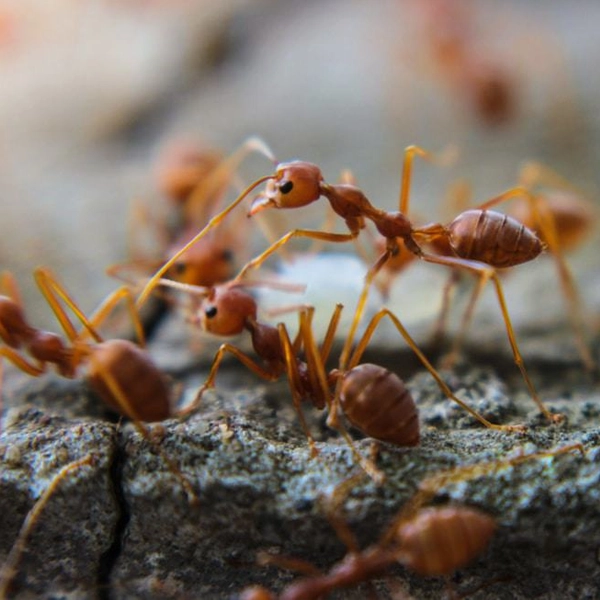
[173,262,187,275]
[221,249,234,262]
[279,180,294,194]
[205,306,218,319]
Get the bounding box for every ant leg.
[126,197,170,263]
[421,252,562,423]
[346,308,524,432]
[398,145,457,214]
[518,161,587,194]
[430,270,461,349]
[137,174,274,308]
[476,187,594,371]
[35,268,146,348]
[380,442,584,548]
[319,304,344,364]
[0,454,96,597]
[321,471,366,554]
[234,230,358,281]
[0,272,23,306]
[86,287,146,348]
[179,343,280,416]
[340,250,393,362]
[0,348,45,377]
[439,270,489,369]
[417,442,584,502]
[34,268,99,343]
[277,321,320,457]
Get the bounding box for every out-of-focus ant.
[239,442,584,600]
[397,0,518,127]
[434,161,597,372]
[113,136,278,291]
[0,268,197,502]
[140,144,560,424]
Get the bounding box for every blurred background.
[1,0,599,337]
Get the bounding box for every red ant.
[239,442,584,600]
[397,0,518,127]
[0,268,197,502]
[139,145,560,424]
[158,276,526,480]
[433,160,597,372]
[112,136,278,290]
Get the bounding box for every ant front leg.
[277,321,321,457]
[234,229,358,281]
[421,252,563,424]
[180,343,280,417]
[0,347,46,377]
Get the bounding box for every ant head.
[198,285,258,336]
[249,161,324,215]
[166,232,236,287]
[155,140,222,204]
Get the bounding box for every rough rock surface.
[1,327,599,599]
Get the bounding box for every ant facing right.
[140,143,581,424]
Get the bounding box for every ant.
[158,276,526,480]
[0,268,197,502]
[398,0,518,127]
[139,144,560,424]
[239,442,584,600]
[112,136,278,291]
[433,160,597,372]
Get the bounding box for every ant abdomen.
[339,364,419,446]
[396,506,496,576]
[86,339,171,422]
[447,209,544,268]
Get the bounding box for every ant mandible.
[0,268,197,502]
[240,442,584,600]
